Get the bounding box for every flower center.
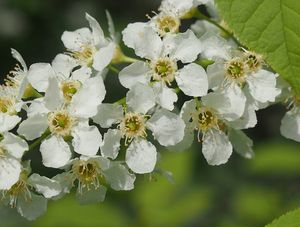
[152,58,177,85]
[243,52,263,72]
[60,80,81,103]
[192,108,218,132]
[119,112,147,142]
[48,111,75,136]
[0,97,16,115]
[71,45,95,67]
[72,160,102,193]
[225,59,247,84]
[156,15,180,36]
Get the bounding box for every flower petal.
[17,194,47,221]
[70,75,106,118]
[76,185,107,205]
[27,63,55,92]
[0,157,21,190]
[100,129,122,159]
[93,42,116,72]
[44,77,62,111]
[280,111,300,142]
[202,130,233,165]
[126,139,157,174]
[122,22,162,59]
[176,63,208,97]
[28,173,62,198]
[147,109,185,146]
[2,132,28,159]
[103,163,136,191]
[126,83,156,114]
[163,30,202,63]
[85,13,106,46]
[40,136,72,168]
[119,61,151,89]
[72,124,102,156]
[228,129,254,159]
[61,27,92,51]
[92,103,123,128]
[52,54,77,77]
[17,114,48,141]
[152,83,178,111]
[0,114,21,132]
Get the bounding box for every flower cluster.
[0,0,296,220]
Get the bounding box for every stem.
[27,129,51,152]
[121,55,139,63]
[114,97,126,105]
[194,11,242,46]
[109,65,120,74]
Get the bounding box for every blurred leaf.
[216,0,300,95]
[267,207,300,227]
[248,141,300,176]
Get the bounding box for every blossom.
[53,155,135,204]
[121,29,207,109]
[61,13,116,72]
[0,132,28,190]
[1,162,61,220]
[93,83,185,173]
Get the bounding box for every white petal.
[0,114,21,132]
[167,128,194,152]
[0,157,21,190]
[17,194,47,221]
[28,173,62,198]
[119,61,151,89]
[70,75,106,118]
[206,62,225,89]
[247,70,281,103]
[164,30,202,63]
[100,129,122,159]
[200,33,232,60]
[26,98,49,118]
[93,42,116,72]
[152,83,178,111]
[228,129,254,159]
[17,114,48,141]
[126,83,155,114]
[76,185,106,205]
[27,63,55,92]
[61,27,92,51]
[147,109,185,146]
[40,136,72,168]
[85,13,106,47]
[180,99,197,123]
[202,130,233,165]
[11,48,27,71]
[44,77,62,111]
[71,66,92,83]
[202,85,246,121]
[52,54,77,77]
[280,111,300,142]
[103,163,136,191]
[176,63,208,96]
[72,125,102,156]
[92,103,123,128]
[2,132,28,159]
[229,103,257,129]
[125,139,157,174]
[122,22,162,59]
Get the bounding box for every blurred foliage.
[0,0,300,226]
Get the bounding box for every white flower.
[61,13,116,72]
[53,155,135,204]
[207,50,281,110]
[121,29,207,105]
[18,74,105,168]
[1,164,61,220]
[93,83,185,173]
[0,132,28,190]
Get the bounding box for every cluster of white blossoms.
[0,0,297,220]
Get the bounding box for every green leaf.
[267,208,300,227]
[215,0,300,95]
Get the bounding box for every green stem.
[114,97,126,105]
[194,11,242,46]
[121,55,139,63]
[109,65,120,74]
